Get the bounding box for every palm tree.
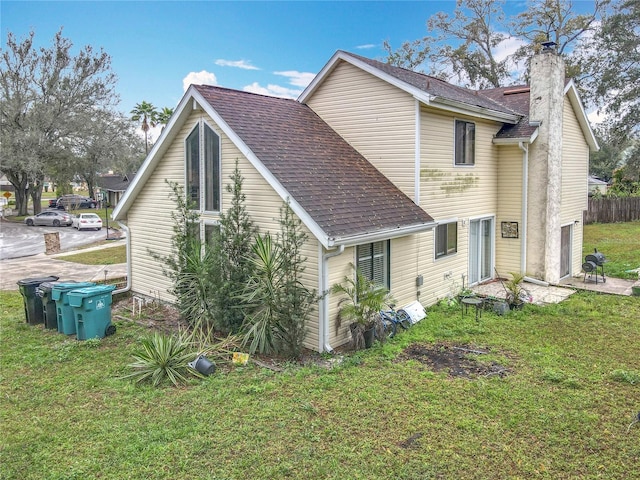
[130,101,158,154]
[157,107,174,129]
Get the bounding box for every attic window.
[454,120,475,166]
[185,122,221,212]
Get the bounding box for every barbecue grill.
[583,248,606,284]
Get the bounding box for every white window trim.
[453,118,476,167]
[184,119,222,215]
[434,218,459,261]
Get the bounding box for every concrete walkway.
[0,239,127,291]
[473,274,639,305]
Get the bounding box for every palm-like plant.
[156,106,174,128]
[331,267,392,349]
[124,332,203,387]
[130,100,158,154]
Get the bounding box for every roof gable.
[300,51,520,124]
[114,84,434,247]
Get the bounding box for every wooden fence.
[583,197,640,224]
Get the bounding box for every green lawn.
[1,223,639,479]
[584,221,640,279]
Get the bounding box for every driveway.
[0,218,109,260]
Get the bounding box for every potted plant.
[504,272,532,310]
[331,267,391,349]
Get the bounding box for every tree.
[582,0,639,142]
[0,29,117,215]
[130,101,158,154]
[74,112,145,197]
[212,161,257,333]
[384,0,605,89]
[157,107,174,128]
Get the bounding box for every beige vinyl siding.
[127,115,197,302]
[420,106,502,292]
[496,145,524,275]
[561,99,589,275]
[126,108,321,349]
[306,61,417,199]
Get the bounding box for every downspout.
[518,142,528,275]
[321,244,345,353]
[112,221,131,295]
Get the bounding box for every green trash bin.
[68,285,117,340]
[51,282,96,335]
[36,281,62,330]
[17,276,60,325]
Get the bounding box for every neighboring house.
[96,173,136,207]
[588,175,608,196]
[113,48,598,353]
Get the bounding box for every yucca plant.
[124,332,204,387]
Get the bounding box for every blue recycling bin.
[68,285,116,340]
[17,276,59,325]
[51,282,96,335]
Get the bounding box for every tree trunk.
[29,178,44,215]
[5,172,29,215]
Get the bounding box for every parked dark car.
[48,199,58,208]
[56,195,98,210]
[24,211,73,227]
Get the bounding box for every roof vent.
[541,40,557,53]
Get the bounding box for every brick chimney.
[526,44,565,284]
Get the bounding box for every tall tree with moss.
[213,161,257,333]
[0,29,117,215]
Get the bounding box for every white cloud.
[356,44,377,50]
[273,70,316,88]
[494,35,526,62]
[182,70,218,91]
[214,59,260,70]
[243,82,302,99]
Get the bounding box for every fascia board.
[564,80,599,151]
[190,89,332,248]
[329,221,436,248]
[492,128,538,145]
[113,87,196,220]
[429,96,520,123]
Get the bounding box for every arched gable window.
[186,122,220,212]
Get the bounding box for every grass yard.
[1,221,639,479]
[1,290,639,479]
[584,221,640,279]
[56,244,127,265]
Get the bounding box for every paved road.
[0,218,108,260]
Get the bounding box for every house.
[588,175,608,196]
[96,172,136,207]
[113,47,598,353]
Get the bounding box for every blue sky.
[2,0,597,118]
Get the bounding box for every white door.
[469,218,494,285]
[560,225,572,279]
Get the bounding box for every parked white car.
[72,213,103,231]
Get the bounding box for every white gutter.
[112,221,131,296]
[518,142,529,275]
[320,244,345,353]
[328,222,435,247]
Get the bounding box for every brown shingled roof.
[194,85,434,242]
[479,85,537,139]
[342,51,520,117]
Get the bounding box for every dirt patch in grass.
[112,297,188,334]
[398,342,512,378]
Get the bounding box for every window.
[435,221,457,259]
[357,240,390,289]
[454,120,475,166]
[185,122,221,211]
